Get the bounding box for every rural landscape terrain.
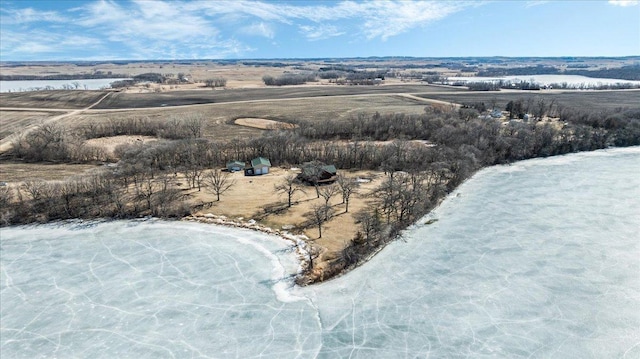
[1,57,639,283]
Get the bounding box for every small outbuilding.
[226,161,246,172]
[244,157,272,176]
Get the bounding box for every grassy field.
[92,84,463,109]
[418,89,640,111]
[62,93,431,140]
[3,87,637,147]
[0,110,61,141]
[0,90,109,109]
[8,86,637,147]
[0,162,102,182]
[0,83,448,150]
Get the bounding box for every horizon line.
[2,55,640,64]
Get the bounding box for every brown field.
[0,110,61,141]
[84,135,158,156]
[190,167,384,257]
[0,90,109,109]
[234,118,297,130]
[92,84,462,109]
[56,93,431,140]
[417,89,640,112]
[0,84,460,144]
[0,162,102,183]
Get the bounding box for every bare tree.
[138,176,156,210]
[184,115,204,138]
[23,180,51,201]
[275,174,305,207]
[336,174,359,213]
[20,123,68,162]
[153,173,185,216]
[354,209,381,246]
[182,164,204,191]
[318,184,339,209]
[305,204,334,239]
[307,245,321,272]
[104,177,128,218]
[533,97,547,121]
[0,186,14,225]
[204,169,235,201]
[204,77,227,88]
[57,180,79,217]
[0,186,13,208]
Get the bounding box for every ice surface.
[1,223,321,358]
[446,74,640,87]
[2,147,639,358]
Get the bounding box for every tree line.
[9,115,205,163]
[262,73,318,86]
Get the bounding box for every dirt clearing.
[234,118,296,130]
[83,135,158,157]
[0,162,102,183]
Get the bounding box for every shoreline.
[183,213,315,282]
[182,185,452,285]
[183,211,387,285]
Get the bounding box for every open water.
[0,78,130,92]
[1,147,639,358]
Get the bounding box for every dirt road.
[0,92,113,153]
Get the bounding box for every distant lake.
[447,74,640,87]
[0,78,131,93]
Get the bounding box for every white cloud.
[525,1,550,8]
[72,0,238,59]
[190,1,291,23]
[1,0,471,59]
[239,22,275,39]
[608,0,639,6]
[0,7,66,24]
[187,0,467,40]
[299,25,345,41]
[0,29,102,60]
[78,0,214,41]
[11,42,56,54]
[356,1,465,40]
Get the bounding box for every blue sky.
[1,0,638,61]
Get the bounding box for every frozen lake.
[2,147,639,358]
[0,78,130,93]
[447,74,640,87]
